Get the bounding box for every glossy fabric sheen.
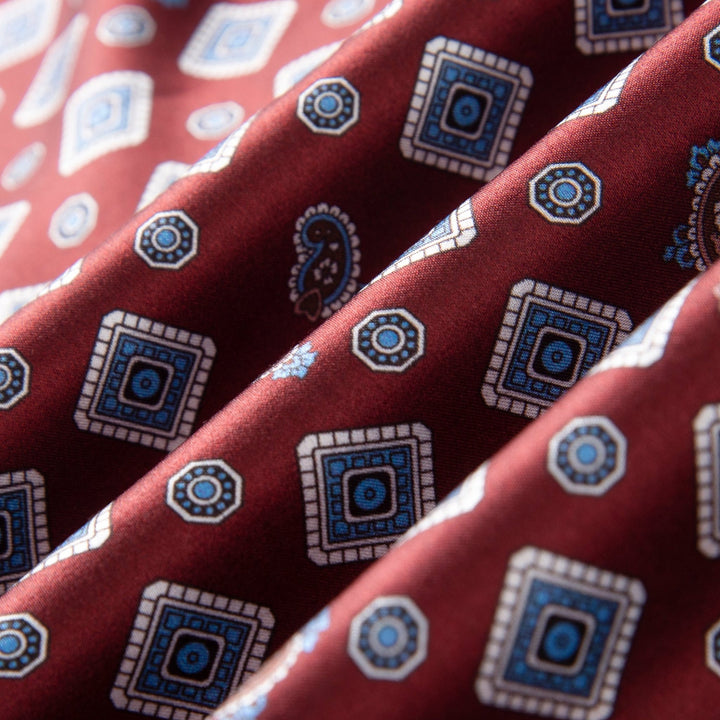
[0,0,717,717]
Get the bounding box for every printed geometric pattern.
[372,198,476,283]
[0,470,49,594]
[59,71,154,177]
[166,460,243,524]
[48,193,98,248]
[399,36,532,181]
[269,342,318,380]
[296,422,436,565]
[348,596,428,680]
[184,118,253,176]
[273,42,341,97]
[0,0,60,72]
[529,163,602,225]
[548,416,627,495]
[0,613,48,678]
[560,57,639,124]
[693,403,720,558]
[74,310,216,451]
[351,308,425,372]
[706,617,720,678]
[289,203,361,322]
[321,0,374,27]
[137,161,190,211]
[0,349,31,410]
[1,142,46,192]
[574,0,683,55]
[0,201,31,259]
[134,210,199,270]
[297,78,360,135]
[111,580,275,717]
[482,279,632,418]
[590,279,695,374]
[705,23,720,71]
[215,608,331,720]
[13,13,88,128]
[476,546,646,720]
[178,0,297,79]
[398,462,486,545]
[23,503,111,579]
[186,102,244,141]
[96,5,156,47]
[356,0,402,34]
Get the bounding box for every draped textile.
[0,0,717,717]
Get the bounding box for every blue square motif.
[135,602,252,709]
[590,0,668,35]
[0,488,33,576]
[418,56,514,166]
[322,444,416,545]
[94,332,198,435]
[503,579,619,697]
[503,302,610,404]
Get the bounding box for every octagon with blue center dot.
[134,210,199,270]
[529,163,601,225]
[297,77,360,136]
[167,460,243,524]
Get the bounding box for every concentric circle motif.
[351,308,425,372]
[48,193,98,248]
[96,5,156,47]
[706,619,720,678]
[0,349,30,410]
[297,77,360,135]
[166,460,243,524]
[0,614,48,678]
[547,416,626,495]
[134,210,199,270]
[348,596,428,680]
[529,162,601,224]
[186,101,244,141]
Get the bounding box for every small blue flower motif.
[272,342,317,380]
[300,607,331,653]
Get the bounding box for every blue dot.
[542,621,581,663]
[155,228,177,248]
[554,181,578,202]
[452,95,481,127]
[0,634,20,655]
[353,478,387,511]
[378,625,398,647]
[541,340,573,373]
[131,368,160,398]
[176,641,210,674]
[0,368,8,386]
[377,328,400,349]
[576,442,598,465]
[192,479,216,500]
[318,93,339,114]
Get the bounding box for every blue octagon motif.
[0,614,47,677]
[357,604,419,671]
[167,461,242,524]
[135,210,199,270]
[0,349,30,410]
[705,26,720,72]
[529,163,601,224]
[352,308,425,372]
[298,77,359,135]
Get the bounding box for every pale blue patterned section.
[273,42,341,97]
[48,193,98,248]
[96,5,156,47]
[137,160,190,210]
[1,142,45,191]
[186,101,244,140]
[185,117,254,176]
[271,342,317,379]
[13,14,88,128]
[0,201,31,259]
[321,0,374,27]
[59,70,153,176]
[0,0,60,72]
[178,1,297,79]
